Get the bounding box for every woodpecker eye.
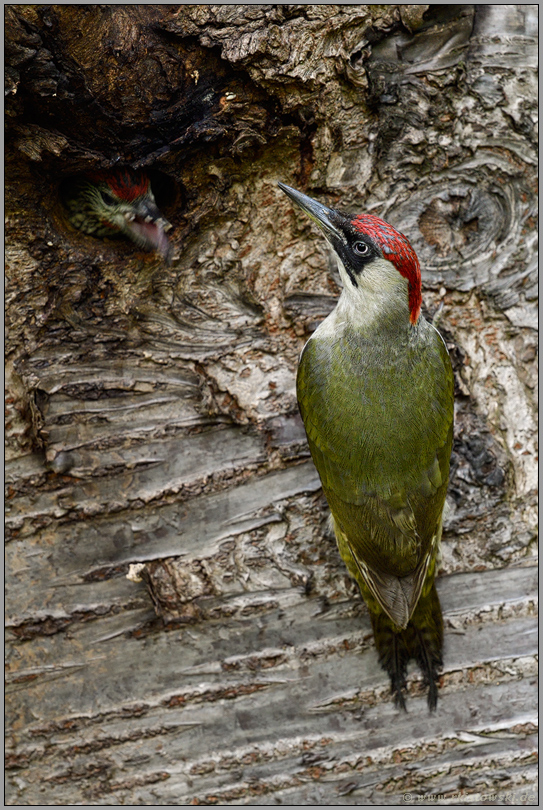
[353,241,369,256]
[100,190,116,206]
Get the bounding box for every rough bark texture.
[5,4,537,805]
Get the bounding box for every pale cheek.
[336,257,408,300]
[359,259,406,293]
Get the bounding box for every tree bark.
[5,4,537,805]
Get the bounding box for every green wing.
[297,321,454,626]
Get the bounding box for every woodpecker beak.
[278,183,343,243]
[126,199,172,261]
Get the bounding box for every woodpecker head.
[63,167,172,259]
[278,183,421,326]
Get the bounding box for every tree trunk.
[5,4,537,805]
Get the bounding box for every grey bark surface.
[5,4,537,805]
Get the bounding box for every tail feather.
[370,609,410,709]
[390,632,408,711]
[409,582,443,711]
[369,582,443,710]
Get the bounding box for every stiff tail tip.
[370,583,443,711]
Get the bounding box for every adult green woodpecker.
[279,183,454,710]
[62,167,171,259]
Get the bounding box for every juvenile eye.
[100,190,116,206]
[353,241,369,256]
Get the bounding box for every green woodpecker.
[62,167,171,258]
[279,183,454,710]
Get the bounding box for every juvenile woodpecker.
[279,183,454,710]
[63,167,171,258]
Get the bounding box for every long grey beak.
[125,199,172,261]
[134,199,172,233]
[277,183,342,241]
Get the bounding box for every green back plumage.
[297,315,454,626]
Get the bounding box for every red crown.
[88,168,150,202]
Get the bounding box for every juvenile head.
[63,167,171,259]
[278,183,421,325]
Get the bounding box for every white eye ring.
[353,241,369,256]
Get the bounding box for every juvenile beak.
[127,200,172,261]
[277,183,343,242]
